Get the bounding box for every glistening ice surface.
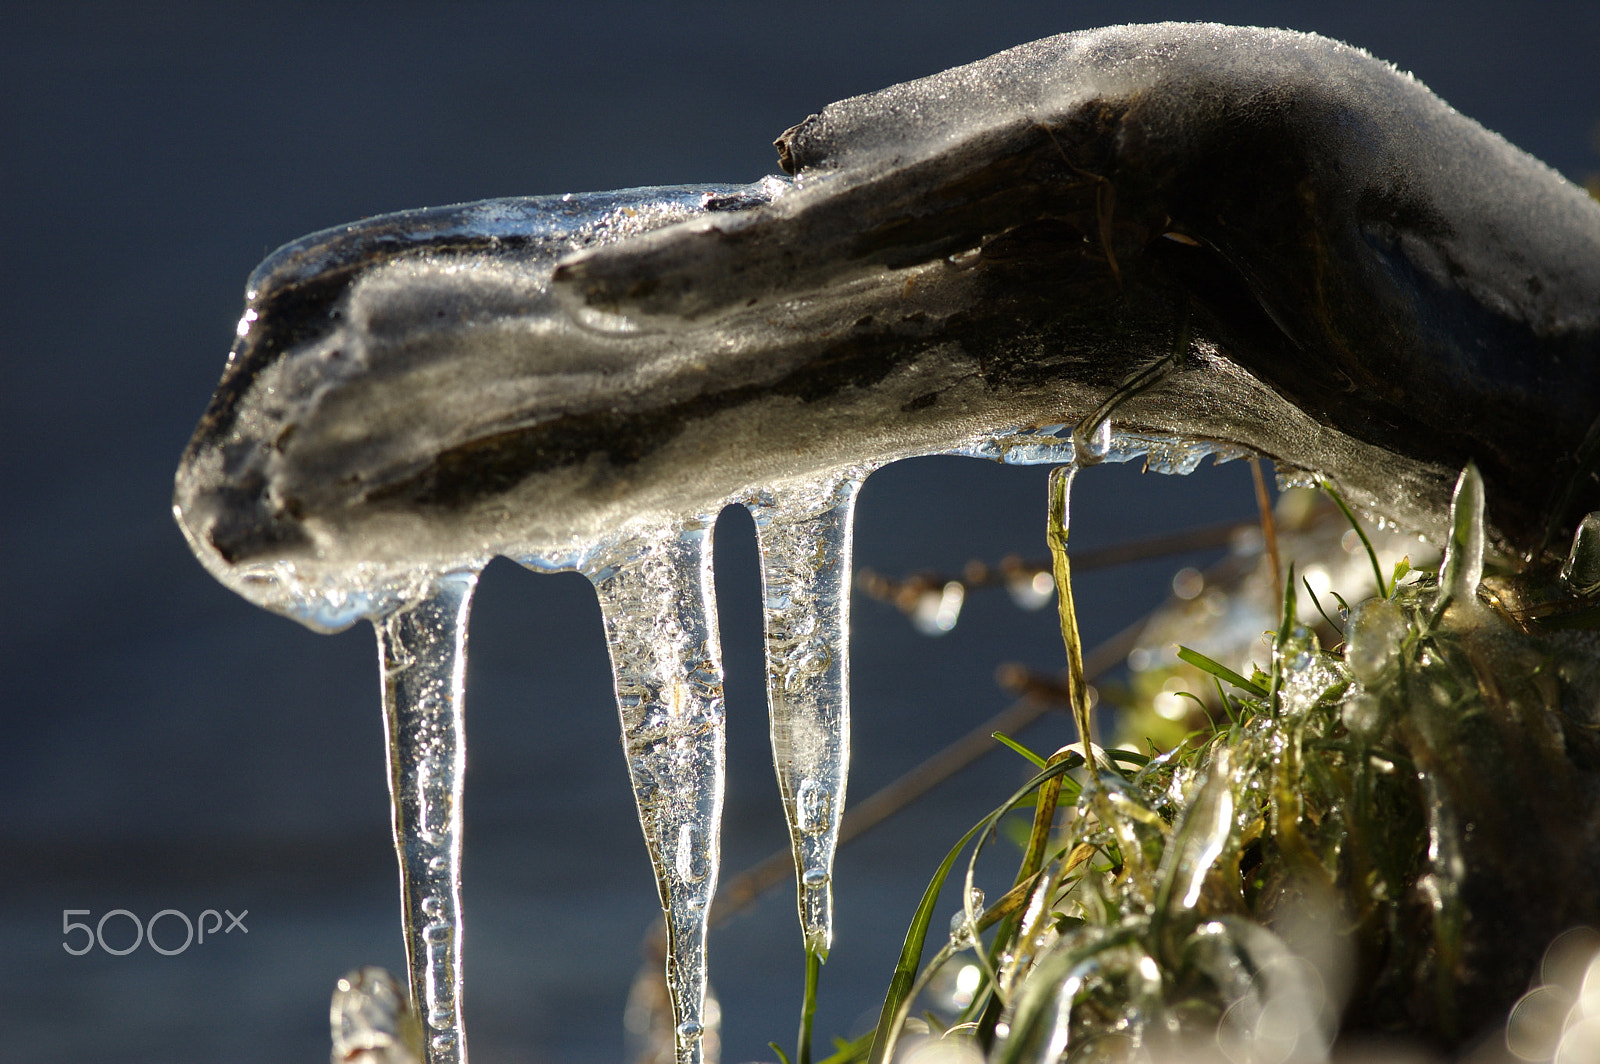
[375,574,476,1063]
[745,472,870,956]
[579,519,727,1064]
[170,22,1600,1064]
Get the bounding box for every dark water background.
[4,3,1596,1061]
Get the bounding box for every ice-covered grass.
[795,468,1600,1064]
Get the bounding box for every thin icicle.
[374,571,480,1064]
[1433,462,1486,624]
[745,472,867,956]
[583,519,727,1064]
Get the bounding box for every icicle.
[1154,747,1235,915]
[582,518,726,1064]
[1560,511,1600,594]
[745,473,866,956]
[374,571,480,1064]
[1432,462,1486,624]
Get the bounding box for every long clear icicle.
[746,473,866,956]
[583,518,727,1064]
[374,571,480,1064]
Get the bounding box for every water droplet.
[676,1021,704,1041]
[1507,985,1572,1061]
[428,855,448,873]
[1557,1015,1600,1064]
[911,580,965,634]
[802,867,830,887]
[1579,948,1600,1017]
[429,1007,455,1031]
[949,888,985,947]
[1543,927,1600,993]
[1171,566,1204,600]
[1006,568,1054,610]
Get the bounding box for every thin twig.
[858,519,1250,612]
[1250,457,1283,607]
[709,613,1147,928]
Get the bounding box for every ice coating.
[375,572,478,1064]
[178,25,1600,612]
[173,182,789,631]
[561,22,1600,557]
[330,966,424,1064]
[575,519,726,1064]
[168,21,1600,1064]
[744,471,871,955]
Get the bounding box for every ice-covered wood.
[176,24,1599,628]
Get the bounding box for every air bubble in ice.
[796,780,831,834]
[676,823,710,883]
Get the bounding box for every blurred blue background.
[4,3,1596,1061]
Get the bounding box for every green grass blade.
[1103,747,1151,768]
[1176,690,1221,730]
[816,1032,872,1064]
[798,948,822,1064]
[1176,645,1268,698]
[865,755,1083,1064]
[992,731,1048,768]
[1268,563,1297,718]
[1324,481,1388,597]
[1211,676,1237,723]
[1304,574,1344,635]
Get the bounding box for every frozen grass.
[789,466,1600,1064]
